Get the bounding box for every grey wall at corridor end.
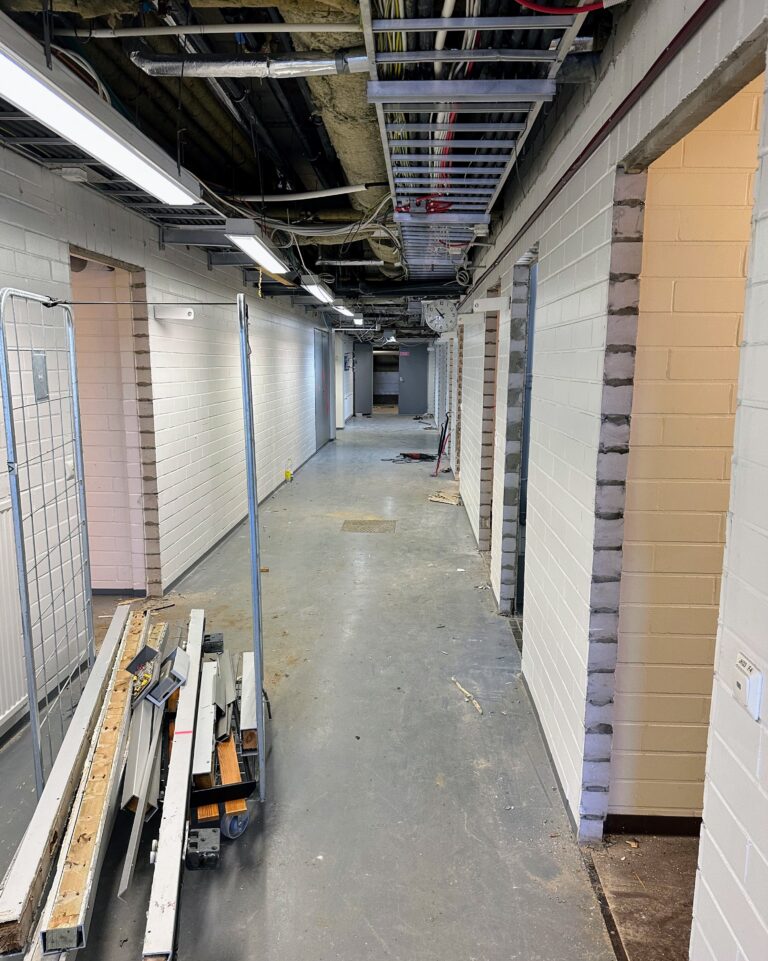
[354,342,373,415]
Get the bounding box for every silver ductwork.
[128,43,369,80]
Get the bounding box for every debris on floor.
[382,451,437,464]
[0,606,262,959]
[451,676,484,715]
[429,490,461,506]
[591,834,699,961]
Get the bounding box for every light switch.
[734,652,763,721]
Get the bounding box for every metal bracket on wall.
[473,296,510,313]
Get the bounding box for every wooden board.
[43,612,145,948]
[217,736,247,815]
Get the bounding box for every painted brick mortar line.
[581,169,646,840]
[498,264,530,614]
[131,271,162,597]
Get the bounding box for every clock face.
[424,299,458,332]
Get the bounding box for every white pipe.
[236,184,370,203]
[58,22,362,39]
[433,0,457,78]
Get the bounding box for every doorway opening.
[397,344,429,417]
[593,75,762,961]
[373,349,399,411]
[70,254,147,595]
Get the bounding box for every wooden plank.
[217,736,247,816]
[194,802,219,823]
[0,604,130,956]
[42,611,146,951]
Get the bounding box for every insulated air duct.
[128,42,369,79]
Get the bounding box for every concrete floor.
[3,414,615,961]
[592,835,699,961]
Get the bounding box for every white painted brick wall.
[490,301,511,605]
[521,145,615,822]
[690,65,768,961]
[449,333,460,475]
[467,0,768,837]
[0,146,322,605]
[459,317,485,545]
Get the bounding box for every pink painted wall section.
[72,261,145,593]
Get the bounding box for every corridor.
[82,416,613,961]
[4,5,768,959]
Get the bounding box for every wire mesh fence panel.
[0,288,94,795]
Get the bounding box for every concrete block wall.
[0,145,322,601]
[459,314,498,552]
[611,81,762,818]
[490,268,529,614]
[519,143,617,834]
[450,326,463,477]
[466,0,768,841]
[457,317,485,545]
[689,65,768,961]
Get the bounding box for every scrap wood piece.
[217,736,247,816]
[0,605,131,957]
[451,676,484,715]
[42,610,147,952]
[429,489,461,506]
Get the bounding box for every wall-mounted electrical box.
[734,652,763,721]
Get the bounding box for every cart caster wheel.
[220,811,250,839]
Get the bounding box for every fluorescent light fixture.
[225,219,288,274]
[353,314,364,326]
[334,305,354,317]
[300,273,334,305]
[0,46,199,206]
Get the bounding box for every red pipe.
[516,1,608,13]
[465,0,729,302]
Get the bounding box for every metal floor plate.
[341,519,397,534]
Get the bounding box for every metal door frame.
[0,287,95,796]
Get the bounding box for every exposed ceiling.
[0,1,624,341]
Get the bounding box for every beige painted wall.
[609,79,763,816]
[73,262,145,593]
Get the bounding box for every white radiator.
[0,497,26,737]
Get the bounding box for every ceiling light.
[0,46,199,206]
[225,219,288,274]
[334,305,354,317]
[300,273,334,305]
[353,314,364,326]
